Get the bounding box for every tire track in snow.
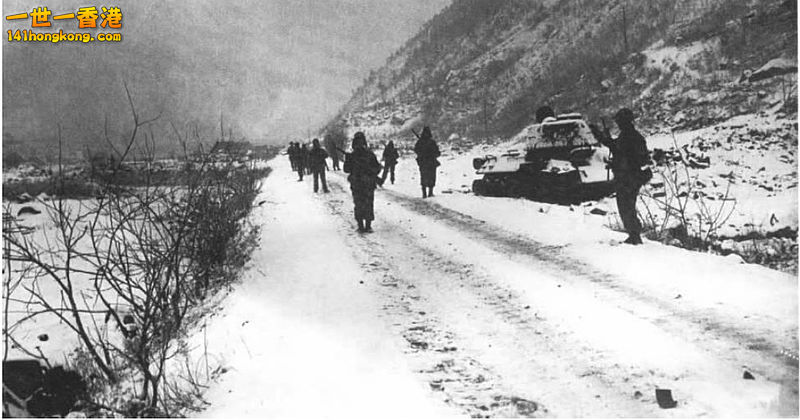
[320,181,662,417]
[324,174,797,415]
[318,185,544,417]
[375,187,798,386]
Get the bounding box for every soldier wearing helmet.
[343,132,382,232]
[413,126,441,198]
[599,108,652,245]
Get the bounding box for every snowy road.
[199,159,798,417]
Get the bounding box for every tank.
[471,113,614,203]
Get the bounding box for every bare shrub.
[3,115,268,416]
[639,134,736,249]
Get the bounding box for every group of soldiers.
[287,126,442,233]
[288,139,332,193]
[287,109,651,245]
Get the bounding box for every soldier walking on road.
[300,143,311,175]
[343,132,382,233]
[288,143,297,171]
[295,143,306,181]
[597,108,652,245]
[380,140,399,185]
[308,138,330,193]
[325,133,341,171]
[414,126,441,198]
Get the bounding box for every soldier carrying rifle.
[341,132,382,233]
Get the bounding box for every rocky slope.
[331,0,796,142]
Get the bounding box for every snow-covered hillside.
[336,0,796,140]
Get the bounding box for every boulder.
[16,192,34,203]
[17,206,41,216]
[747,57,797,83]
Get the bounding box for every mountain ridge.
[331,0,797,142]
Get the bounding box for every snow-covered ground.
[196,145,797,417]
[192,162,458,418]
[4,109,795,416]
[3,199,118,363]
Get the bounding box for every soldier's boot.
[357,219,365,232]
[364,220,373,233]
[428,187,434,197]
[422,186,427,198]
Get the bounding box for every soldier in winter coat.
[380,140,399,185]
[308,138,330,193]
[343,132,382,232]
[324,133,341,171]
[287,143,297,171]
[293,143,306,181]
[413,126,440,198]
[300,143,311,175]
[598,108,652,245]
[297,144,309,177]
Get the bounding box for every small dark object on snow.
[743,370,755,380]
[633,390,643,399]
[258,200,267,206]
[17,206,41,216]
[409,340,428,350]
[655,389,677,408]
[509,396,539,416]
[37,334,49,342]
[590,208,608,216]
[674,294,682,299]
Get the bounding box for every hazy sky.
[3,0,450,147]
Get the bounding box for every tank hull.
[471,114,615,204]
[472,171,614,204]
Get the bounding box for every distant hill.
[332,0,797,142]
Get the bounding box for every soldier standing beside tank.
[343,132,382,233]
[380,140,399,185]
[414,126,441,198]
[308,138,330,193]
[598,108,652,245]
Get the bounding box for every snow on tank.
[472,113,615,203]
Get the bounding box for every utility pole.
[622,2,629,55]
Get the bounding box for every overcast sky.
[3,0,450,148]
